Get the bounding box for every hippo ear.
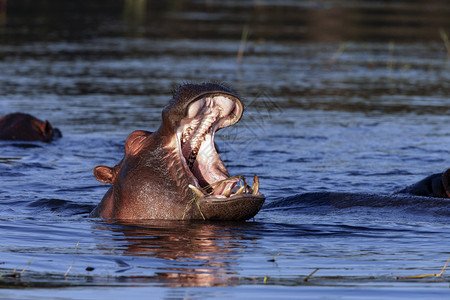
[125,130,152,155]
[43,120,54,135]
[94,165,115,184]
[442,169,450,198]
[31,120,54,142]
[41,120,55,141]
[35,120,50,135]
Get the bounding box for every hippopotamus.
[91,83,265,221]
[0,113,62,142]
[396,169,450,198]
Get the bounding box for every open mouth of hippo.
[174,92,265,219]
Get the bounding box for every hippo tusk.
[235,186,246,195]
[251,174,260,195]
[189,184,206,198]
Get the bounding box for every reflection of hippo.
[95,220,253,286]
[396,169,450,198]
[91,83,265,221]
[0,113,62,142]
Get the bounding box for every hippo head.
[92,83,265,221]
[0,113,61,142]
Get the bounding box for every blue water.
[1,1,450,299]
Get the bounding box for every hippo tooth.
[187,149,198,169]
[223,188,232,197]
[189,184,206,198]
[251,174,260,195]
[235,186,245,195]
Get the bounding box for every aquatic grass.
[397,257,450,280]
[265,252,319,283]
[267,252,281,262]
[263,268,320,285]
[202,175,247,196]
[439,28,450,57]
[64,262,75,279]
[304,268,319,282]
[19,258,33,276]
[0,256,447,288]
[181,193,206,221]
[328,43,348,65]
[181,184,212,221]
[0,258,33,279]
[65,241,80,279]
[236,25,249,64]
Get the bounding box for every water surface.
[1,1,450,299]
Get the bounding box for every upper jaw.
[172,93,263,202]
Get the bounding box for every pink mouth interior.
[178,95,242,197]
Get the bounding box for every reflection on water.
[0,0,450,299]
[94,220,259,287]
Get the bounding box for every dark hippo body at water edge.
[396,169,450,199]
[1,0,450,299]
[0,113,61,142]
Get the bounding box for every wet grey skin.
[91,83,265,221]
[396,168,450,199]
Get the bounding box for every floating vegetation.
[304,268,320,282]
[440,28,450,56]
[328,42,348,65]
[64,261,75,279]
[397,257,450,280]
[236,25,249,64]
[268,252,281,262]
[0,258,33,279]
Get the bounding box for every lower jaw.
[196,193,266,221]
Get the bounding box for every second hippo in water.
[91,83,265,221]
[0,113,62,142]
[396,168,450,198]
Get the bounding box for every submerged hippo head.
[0,113,62,142]
[91,83,265,221]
